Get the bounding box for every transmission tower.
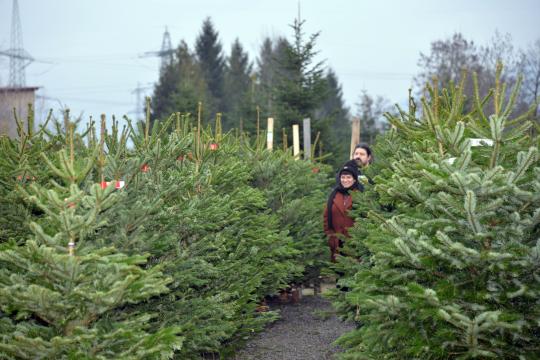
[0,0,34,87]
[131,82,153,120]
[139,27,174,71]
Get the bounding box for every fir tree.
[195,17,226,119]
[331,67,540,359]
[223,38,253,131]
[255,37,278,120]
[152,41,209,121]
[254,37,289,124]
[274,16,328,149]
[0,129,182,358]
[315,68,351,166]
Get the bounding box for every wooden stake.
[303,118,311,160]
[68,240,75,256]
[312,131,320,159]
[282,128,288,151]
[195,102,203,166]
[215,113,222,142]
[100,114,106,183]
[64,109,70,147]
[267,117,274,150]
[256,105,260,141]
[27,103,34,137]
[293,124,300,160]
[145,97,151,145]
[69,122,74,168]
[350,116,360,158]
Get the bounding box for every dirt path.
[233,294,355,360]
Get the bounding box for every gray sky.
[1,0,539,127]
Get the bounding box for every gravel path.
[233,295,355,360]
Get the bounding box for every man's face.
[353,147,371,167]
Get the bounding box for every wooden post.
[256,105,260,141]
[267,117,274,150]
[350,116,360,159]
[303,118,311,160]
[292,124,300,160]
[99,114,106,184]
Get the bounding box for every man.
[345,143,374,186]
[352,143,373,168]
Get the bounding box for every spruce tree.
[253,36,289,126]
[274,17,328,149]
[152,41,208,120]
[195,17,226,119]
[255,37,278,121]
[223,38,253,131]
[315,68,351,166]
[330,67,540,359]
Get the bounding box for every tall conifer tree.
[152,41,208,120]
[223,39,253,130]
[274,17,328,149]
[315,68,351,165]
[195,17,226,119]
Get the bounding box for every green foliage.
[330,69,540,359]
[250,150,334,285]
[0,130,183,358]
[0,108,333,358]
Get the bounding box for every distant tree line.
[151,17,369,167]
[151,17,540,166]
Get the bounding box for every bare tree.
[517,39,540,121]
[415,32,539,117]
[355,90,391,144]
[414,33,484,99]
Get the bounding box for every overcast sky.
[1,0,539,127]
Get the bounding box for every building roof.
[0,86,40,92]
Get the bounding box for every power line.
[37,94,133,107]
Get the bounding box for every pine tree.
[330,66,540,359]
[195,17,226,119]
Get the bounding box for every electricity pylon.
[0,0,34,87]
[139,27,174,71]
